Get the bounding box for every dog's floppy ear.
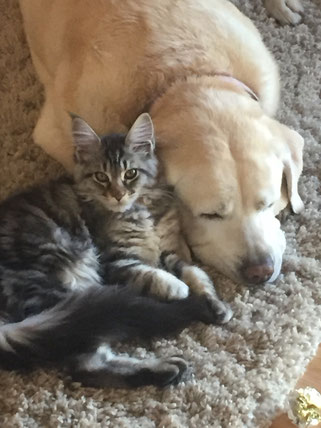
[270,119,304,214]
[282,128,304,213]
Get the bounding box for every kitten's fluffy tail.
[0,286,213,370]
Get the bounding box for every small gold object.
[288,387,321,427]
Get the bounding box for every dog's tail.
[0,286,213,370]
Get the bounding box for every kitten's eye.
[94,172,109,183]
[124,169,138,180]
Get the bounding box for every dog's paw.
[265,0,303,25]
[286,0,304,13]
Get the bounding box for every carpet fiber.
[0,1,320,427]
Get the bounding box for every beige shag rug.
[0,1,321,427]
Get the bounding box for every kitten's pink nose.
[110,186,125,202]
[113,191,125,201]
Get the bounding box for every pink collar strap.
[214,73,259,102]
[146,73,259,113]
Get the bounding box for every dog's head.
[151,81,304,284]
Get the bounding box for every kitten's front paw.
[181,266,232,324]
[152,270,189,300]
[203,295,233,325]
[182,266,215,296]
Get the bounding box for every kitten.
[0,113,232,388]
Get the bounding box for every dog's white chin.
[183,212,287,285]
[265,243,285,284]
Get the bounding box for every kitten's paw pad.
[153,356,189,387]
[205,296,233,325]
[126,356,189,387]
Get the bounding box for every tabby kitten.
[0,113,232,388]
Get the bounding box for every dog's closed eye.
[200,212,224,220]
[257,201,275,211]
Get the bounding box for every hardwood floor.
[271,344,321,427]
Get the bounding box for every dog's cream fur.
[19,0,304,283]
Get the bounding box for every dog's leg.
[72,345,188,388]
[264,0,304,24]
[33,96,75,171]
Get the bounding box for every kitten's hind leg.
[72,345,188,388]
[161,252,233,324]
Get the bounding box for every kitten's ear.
[125,113,155,155]
[70,113,101,163]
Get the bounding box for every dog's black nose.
[241,256,274,284]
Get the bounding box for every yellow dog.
[19,0,304,284]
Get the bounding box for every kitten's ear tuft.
[70,113,102,163]
[125,113,155,155]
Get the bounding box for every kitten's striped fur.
[0,113,232,388]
